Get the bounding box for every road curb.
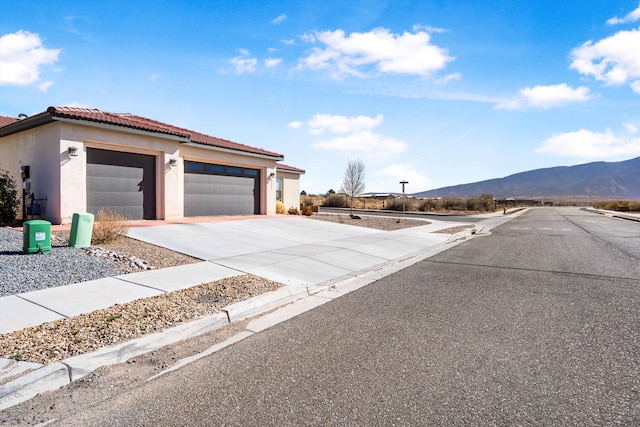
[0,363,69,411]
[581,207,640,222]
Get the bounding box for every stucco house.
[0,107,304,224]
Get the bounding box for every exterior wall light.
[68,146,79,157]
[169,158,178,167]
[269,172,276,178]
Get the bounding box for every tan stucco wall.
[0,124,62,223]
[278,171,302,211]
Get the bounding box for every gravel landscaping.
[0,275,281,365]
[0,228,124,297]
[307,213,430,230]
[0,228,199,297]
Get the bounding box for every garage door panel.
[87,148,155,220]
[87,164,144,180]
[88,192,143,207]
[87,175,144,194]
[184,171,257,216]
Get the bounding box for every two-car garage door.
[184,161,260,216]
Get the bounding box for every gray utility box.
[69,213,95,248]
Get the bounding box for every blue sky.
[1,1,639,195]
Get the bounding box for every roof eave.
[182,141,284,161]
[0,114,55,138]
[277,168,305,175]
[0,113,190,143]
[52,116,190,142]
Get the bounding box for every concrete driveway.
[127,216,460,287]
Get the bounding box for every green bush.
[0,169,19,225]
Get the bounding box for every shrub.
[594,200,640,212]
[92,208,129,244]
[386,197,417,212]
[288,207,299,215]
[302,205,313,216]
[0,169,19,225]
[276,201,287,214]
[419,198,445,212]
[322,194,348,208]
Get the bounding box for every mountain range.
[412,157,640,200]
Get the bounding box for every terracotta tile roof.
[276,163,305,173]
[0,115,19,127]
[2,107,283,159]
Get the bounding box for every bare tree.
[340,159,365,214]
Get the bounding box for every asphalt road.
[3,207,639,426]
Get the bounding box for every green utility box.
[69,212,95,248]
[23,220,52,254]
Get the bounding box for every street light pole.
[399,180,408,218]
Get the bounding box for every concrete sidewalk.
[1,213,512,411]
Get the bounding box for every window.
[276,177,283,202]
[185,162,204,171]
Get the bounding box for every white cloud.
[298,27,453,79]
[434,72,462,85]
[496,84,592,110]
[312,130,408,160]
[287,120,302,129]
[607,5,640,25]
[229,50,258,74]
[63,101,91,108]
[0,30,60,89]
[271,14,287,25]
[281,38,296,45]
[623,122,638,133]
[412,24,448,34]
[265,57,282,67]
[306,113,406,160]
[570,28,640,92]
[379,164,432,191]
[307,113,383,134]
[37,80,53,91]
[536,127,640,159]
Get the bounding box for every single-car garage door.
[184,161,259,216]
[87,148,156,220]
